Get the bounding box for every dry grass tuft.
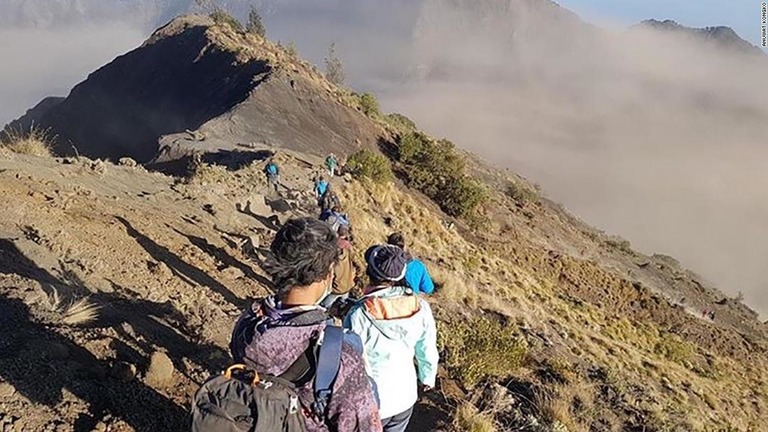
[454,403,496,432]
[440,315,527,388]
[1,126,54,157]
[39,288,100,326]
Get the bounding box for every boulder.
[145,351,175,389]
[118,157,137,167]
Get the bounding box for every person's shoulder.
[408,258,426,270]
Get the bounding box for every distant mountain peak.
[637,19,763,55]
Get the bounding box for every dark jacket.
[231,297,382,432]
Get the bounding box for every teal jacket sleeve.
[414,300,439,387]
[419,262,435,294]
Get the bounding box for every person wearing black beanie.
[343,244,439,432]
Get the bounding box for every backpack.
[191,323,344,432]
[266,163,278,175]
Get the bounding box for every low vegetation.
[324,43,345,85]
[245,6,266,37]
[439,315,527,389]
[345,149,393,183]
[38,288,100,326]
[358,93,380,117]
[1,126,54,157]
[384,113,417,133]
[454,403,496,432]
[210,9,243,32]
[505,180,539,204]
[395,132,489,218]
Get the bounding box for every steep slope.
[6,15,383,163]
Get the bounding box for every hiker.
[314,176,329,199]
[321,225,356,310]
[228,218,382,431]
[344,245,438,432]
[387,232,435,295]
[321,205,349,227]
[264,159,280,193]
[325,153,339,177]
[319,185,341,213]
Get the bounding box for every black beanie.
[365,245,407,282]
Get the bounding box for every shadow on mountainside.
[0,238,191,431]
[115,216,244,308]
[9,22,273,162]
[171,227,273,290]
[0,296,189,432]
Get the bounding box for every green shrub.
[506,181,539,204]
[285,41,298,58]
[385,113,417,132]
[346,149,393,183]
[395,132,488,217]
[324,43,345,85]
[439,315,527,388]
[210,10,243,32]
[654,333,695,366]
[245,7,266,37]
[440,177,489,218]
[359,93,380,117]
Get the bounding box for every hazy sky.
[557,0,765,48]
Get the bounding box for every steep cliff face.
[7,15,384,163]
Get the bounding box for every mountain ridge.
[1,12,767,431]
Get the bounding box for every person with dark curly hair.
[230,217,382,431]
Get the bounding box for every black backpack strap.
[278,343,316,387]
[311,323,344,418]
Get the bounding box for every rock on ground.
[145,352,175,389]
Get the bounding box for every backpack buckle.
[289,396,300,414]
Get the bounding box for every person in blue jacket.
[344,245,438,432]
[386,232,435,295]
[314,176,329,198]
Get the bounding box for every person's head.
[364,245,407,286]
[331,206,340,213]
[266,217,339,304]
[319,175,325,182]
[387,232,406,250]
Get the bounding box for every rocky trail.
[0,149,336,432]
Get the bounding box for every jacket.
[343,287,438,419]
[404,258,434,295]
[315,181,329,197]
[231,297,382,432]
[333,239,356,295]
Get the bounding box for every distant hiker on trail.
[314,176,329,198]
[321,206,350,231]
[264,159,280,193]
[228,218,382,432]
[319,185,341,213]
[387,232,435,295]
[344,245,438,432]
[325,153,339,177]
[321,225,356,310]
